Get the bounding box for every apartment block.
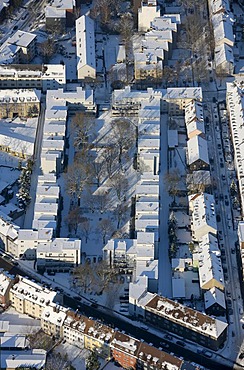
[138,0,160,32]
[0,270,17,306]
[0,30,37,64]
[10,276,58,319]
[111,332,140,370]
[0,88,41,119]
[76,15,96,80]
[144,294,228,350]
[0,64,66,91]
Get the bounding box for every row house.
[198,233,224,291]
[208,0,235,75]
[135,14,180,83]
[188,193,217,241]
[185,100,205,139]
[8,274,188,370]
[9,276,59,319]
[187,135,210,171]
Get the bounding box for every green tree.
[86,351,100,370]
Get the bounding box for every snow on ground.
[59,108,138,261]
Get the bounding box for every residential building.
[226,80,244,213]
[187,135,210,171]
[0,217,19,253]
[9,276,58,319]
[36,238,81,272]
[0,117,38,158]
[162,87,203,115]
[198,233,224,291]
[0,31,37,64]
[188,193,217,241]
[0,89,41,119]
[137,341,183,370]
[0,64,66,91]
[11,228,53,259]
[144,294,228,350]
[111,332,140,369]
[1,348,46,370]
[46,0,77,33]
[185,100,205,139]
[204,287,226,316]
[62,311,91,349]
[84,320,115,359]
[76,15,96,80]
[138,0,160,32]
[0,270,16,306]
[215,43,234,75]
[41,304,67,337]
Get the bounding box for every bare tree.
[71,112,95,150]
[114,203,129,229]
[110,172,128,203]
[46,352,68,370]
[39,38,55,63]
[98,218,113,244]
[110,118,135,165]
[162,66,175,88]
[80,217,91,243]
[73,262,95,293]
[93,189,110,213]
[95,260,119,291]
[164,169,181,201]
[64,162,89,206]
[183,14,205,56]
[117,13,134,82]
[101,146,119,178]
[66,206,83,235]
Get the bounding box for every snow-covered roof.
[8,30,36,48]
[198,233,224,290]
[0,271,14,297]
[145,294,228,339]
[136,259,158,279]
[45,5,66,17]
[226,81,244,211]
[129,276,149,301]
[185,100,205,137]
[37,238,81,253]
[215,42,234,67]
[212,13,234,46]
[0,334,27,348]
[164,87,203,101]
[18,228,53,241]
[204,287,226,309]
[0,117,38,157]
[111,332,140,355]
[188,193,217,240]
[10,276,57,307]
[0,217,19,240]
[2,349,46,369]
[150,17,178,33]
[0,88,41,104]
[76,15,96,73]
[138,341,183,370]
[41,304,67,326]
[187,135,209,166]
